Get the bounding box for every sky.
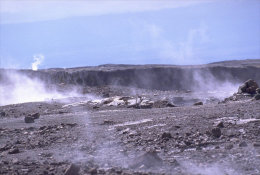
[0,0,260,69]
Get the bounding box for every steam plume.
[31,54,44,71]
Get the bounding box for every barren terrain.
[0,59,260,175]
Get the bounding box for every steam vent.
[0,59,260,174]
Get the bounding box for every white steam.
[0,71,81,106]
[31,54,44,71]
[191,70,240,100]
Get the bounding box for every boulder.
[8,147,19,154]
[24,116,34,123]
[194,101,203,106]
[153,100,176,108]
[161,132,172,140]
[254,94,260,100]
[238,79,259,94]
[31,113,40,119]
[130,151,163,169]
[211,128,221,138]
[256,88,260,94]
[64,164,80,175]
[0,111,6,117]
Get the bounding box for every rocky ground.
[0,83,260,175]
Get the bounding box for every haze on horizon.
[0,0,260,69]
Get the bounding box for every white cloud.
[0,0,211,24]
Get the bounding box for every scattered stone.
[89,168,97,175]
[64,164,80,175]
[130,151,163,168]
[24,116,34,123]
[253,142,260,147]
[256,88,260,94]
[93,106,99,109]
[194,102,203,106]
[238,79,259,94]
[153,100,176,108]
[217,121,224,128]
[31,113,40,119]
[161,132,172,140]
[239,141,248,147]
[225,144,233,150]
[0,111,6,117]
[254,94,260,100]
[211,128,221,138]
[8,147,19,154]
[102,120,114,125]
[215,146,220,149]
[12,158,19,164]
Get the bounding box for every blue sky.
[0,0,259,69]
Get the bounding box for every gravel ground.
[0,86,260,175]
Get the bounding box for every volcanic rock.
[254,94,260,100]
[217,121,224,128]
[239,141,248,147]
[24,116,34,123]
[161,132,172,140]
[211,128,221,138]
[31,113,40,119]
[238,79,259,94]
[64,164,80,175]
[130,151,163,169]
[225,144,233,150]
[0,111,6,117]
[256,88,260,94]
[8,147,19,154]
[194,101,203,106]
[153,100,176,108]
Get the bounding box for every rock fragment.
[225,144,233,150]
[211,128,221,138]
[161,132,172,140]
[8,147,19,154]
[194,102,203,106]
[130,151,163,168]
[24,116,34,123]
[239,141,248,147]
[64,164,80,175]
[0,111,6,117]
[253,142,260,147]
[254,94,260,100]
[217,121,224,128]
[31,113,40,119]
[238,79,259,94]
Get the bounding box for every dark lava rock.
[64,164,80,175]
[211,128,221,138]
[31,112,40,119]
[239,141,248,147]
[194,101,203,106]
[238,79,259,94]
[0,111,6,117]
[161,132,172,140]
[254,94,260,100]
[256,88,260,94]
[130,151,163,169]
[24,116,34,123]
[253,142,260,147]
[153,100,176,108]
[225,144,234,150]
[217,121,224,128]
[89,168,97,175]
[8,147,19,154]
